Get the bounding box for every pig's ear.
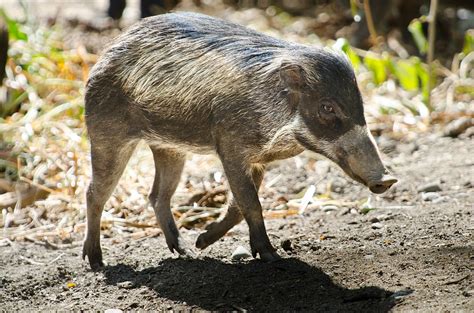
[280,61,305,91]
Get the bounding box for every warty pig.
[83,12,397,269]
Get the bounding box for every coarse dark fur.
[83,12,396,269]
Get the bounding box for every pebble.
[443,117,474,137]
[322,205,338,212]
[369,217,380,223]
[421,192,441,201]
[397,142,418,154]
[105,310,123,313]
[231,245,251,261]
[117,281,134,289]
[417,183,442,193]
[462,289,473,297]
[371,222,384,229]
[280,238,292,252]
[432,196,449,204]
[390,289,414,299]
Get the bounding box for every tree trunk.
[0,16,8,84]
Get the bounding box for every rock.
[280,238,292,252]
[462,126,474,138]
[397,142,418,154]
[117,281,135,289]
[371,222,383,229]
[417,182,442,193]
[433,196,449,204]
[322,205,338,212]
[377,136,397,153]
[105,310,123,313]
[421,192,441,202]
[231,245,251,261]
[443,117,474,138]
[369,217,380,223]
[390,288,414,299]
[462,290,473,297]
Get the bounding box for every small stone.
[417,183,442,193]
[371,222,383,229]
[462,290,473,297]
[443,117,474,137]
[390,288,414,299]
[322,205,338,212]
[364,254,374,259]
[432,196,449,204]
[421,192,441,201]
[397,142,418,154]
[231,245,251,261]
[117,281,134,289]
[105,310,123,313]
[280,238,292,252]
[369,217,380,223]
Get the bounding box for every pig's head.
[281,49,397,194]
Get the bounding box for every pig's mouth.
[332,157,397,194]
[345,167,397,194]
[367,176,398,194]
[294,133,397,194]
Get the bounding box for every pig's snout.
[330,126,398,194]
[368,174,398,194]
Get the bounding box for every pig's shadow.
[104,257,396,311]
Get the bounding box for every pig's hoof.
[167,237,196,257]
[195,232,212,250]
[259,251,282,263]
[195,222,224,249]
[82,245,104,270]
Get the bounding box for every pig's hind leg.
[149,147,194,256]
[195,166,265,250]
[83,139,138,270]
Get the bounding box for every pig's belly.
[144,135,216,155]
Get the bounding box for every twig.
[427,0,438,110]
[445,274,470,285]
[19,255,45,266]
[48,253,65,264]
[197,187,227,206]
[18,177,53,194]
[363,0,377,46]
[298,185,316,215]
[24,235,59,249]
[3,223,54,236]
[101,217,156,228]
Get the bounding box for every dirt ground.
[1,132,472,311]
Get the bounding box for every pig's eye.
[322,104,334,114]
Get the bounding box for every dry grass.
[0,2,472,248]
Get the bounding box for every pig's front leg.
[196,165,265,250]
[219,156,280,262]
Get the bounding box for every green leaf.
[333,38,361,71]
[408,19,427,55]
[364,53,387,85]
[394,59,419,91]
[0,9,28,41]
[350,0,359,17]
[360,207,376,214]
[463,29,474,55]
[414,59,432,105]
[346,48,361,71]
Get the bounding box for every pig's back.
[89,12,298,109]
